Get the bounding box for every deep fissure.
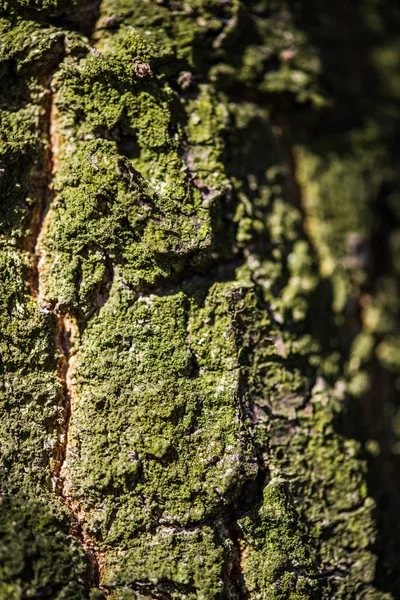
[27,68,105,595]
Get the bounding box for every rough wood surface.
[1,1,400,599]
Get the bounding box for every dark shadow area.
[289,0,400,594]
[0,0,100,39]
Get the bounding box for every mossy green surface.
[0,15,92,599]
[0,494,88,600]
[0,0,399,598]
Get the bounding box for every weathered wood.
[0,1,400,598]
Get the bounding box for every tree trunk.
[1,1,400,598]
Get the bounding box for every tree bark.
[1,1,400,599]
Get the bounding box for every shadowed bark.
[0,1,400,599]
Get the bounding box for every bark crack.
[28,76,106,597]
[226,517,248,600]
[28,85,54,300]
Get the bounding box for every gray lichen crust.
[0,1,399,599]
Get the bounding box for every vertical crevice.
[28,85,54,300]
[53,314,73,497]
[79,0,102,39]
[27,69,106,597]
[54,314,104,593]
[270,110,309,228]
[225,516,249,600]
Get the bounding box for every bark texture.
[1,1,400,599]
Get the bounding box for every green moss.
[239,479,319,600]
[0,247,90,599]
[297,122,388,288]
[0,0,97,34]
[0,0,79,13]
[0,493,88,600]
[38,35,236,314]
[103,526,226,600]
[60,281,256,595]
[0,14,90,597]
[1,1,399,597]
[94,0,325,106]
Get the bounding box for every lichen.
[1,0,399,598]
